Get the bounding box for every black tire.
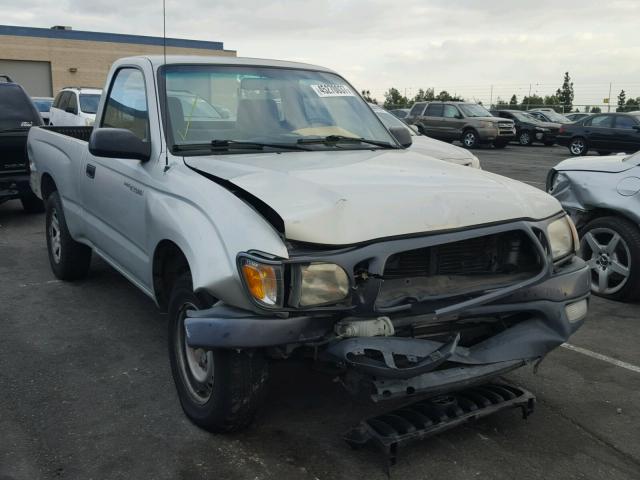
[168,273,268,432]
[597,151,612,156]
[20,190,45,213]
[569,136,589,156]
[461,129,479,149]
[579,216,640,302]
[45,191,92,280]
[493,141,507,149]
[518,131,533,146]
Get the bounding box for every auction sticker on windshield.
[310,84,354,97]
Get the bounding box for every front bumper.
[186,256,590,376]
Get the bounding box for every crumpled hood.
[554,154,636,173]
[410,135,474,163]
[185,149,561,245]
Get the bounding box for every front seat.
[235,98,285,138]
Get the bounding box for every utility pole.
[489,85,493,107]
[527,84,532,110]
[608,82,612,112]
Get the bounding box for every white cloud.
[1,0,639,105]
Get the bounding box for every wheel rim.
[570,139,585,155]
[463,132,475,147]
[519,132,530,145]
[176,302,214,404]
[581,227,631,295]
[49,208,62,264]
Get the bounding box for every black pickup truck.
[0,78,44,212]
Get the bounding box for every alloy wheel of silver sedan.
[49,208,62,264]
[581,227,631,295]
[463,131,478,148]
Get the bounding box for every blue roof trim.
[0,24,224,51]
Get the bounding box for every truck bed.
[42,125,93,142]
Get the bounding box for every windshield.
[33,98,53,112]
[536,110,568,122]
[511,111,539,122]
[79,94,101,114]
[161,65,394,152]
[459,104,492,117]
[371,106,415,136]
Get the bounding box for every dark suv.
[492,109,560,146]
[0,78,44,212]
[407,101,515,148]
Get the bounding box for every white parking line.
[561,343,640,374]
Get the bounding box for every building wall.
[0,34,236,95]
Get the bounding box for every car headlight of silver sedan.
[547,215,579,260]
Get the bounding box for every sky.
[3,0,640,107]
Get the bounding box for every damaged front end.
[185,214,590,401]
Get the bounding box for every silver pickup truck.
[28,55,590,433]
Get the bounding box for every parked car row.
[556,112,640,156]
[491,109,560,146]
[49,86,102,126]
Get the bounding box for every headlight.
[480,121,496,128]
[547,216,578,260]
[295,263,350,307]
[239,257,283,307]
[535,127,549,132]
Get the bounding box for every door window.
[409,103,426,116]
[425,103,444,117]
[587,115,614,128]
[102,68,149,141]
[67,92,78,114]
[58,92,71,111]
[443,105,460,118]
[615,115,638,130]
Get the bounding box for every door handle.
[86,163,96,179]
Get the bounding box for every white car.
[49,87,102,126]
[31,96,54,125]
[371,104,481,169]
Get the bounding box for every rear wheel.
[579,216,640,301]
[462,130,479,148]
[20,190,44,213]
[569,137,588,156]
[518,131,533,146]
[168,273,269,432]
[45,191,92,280]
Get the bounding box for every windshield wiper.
[296,135,397,149]
[173,140,310,153]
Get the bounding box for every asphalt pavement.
[1,144,639,480]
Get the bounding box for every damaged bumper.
[186,255,590,398]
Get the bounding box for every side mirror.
[456,114,463,119]
[65,106,77,114]
[389,126,413,148]
[408,124,420,134]
[89,128,151,161]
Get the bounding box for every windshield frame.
[157,63,399,155]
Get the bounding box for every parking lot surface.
[1,145,639,480]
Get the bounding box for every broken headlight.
[293,263,350,307]
[547,215,578,260]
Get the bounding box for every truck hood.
[410,135,475,163]
[185,150,561,245]
[554,154,637,173]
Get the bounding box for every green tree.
[509,94,518,107]
[435,90,463,101]
[590,106,601,113]
[617,90,627,112]
[361,90,377,104]
[413,88,435,103]
[521,94,544,109]
[556,72,574,112]
[625,97,640,111]
[383,88,409,109]
[544,95,563,112]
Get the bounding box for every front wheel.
[462,130,479,148]
[569,137,589,156]
[579,216,640,301]
[518,131,533,146]
[168,273,268,432]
